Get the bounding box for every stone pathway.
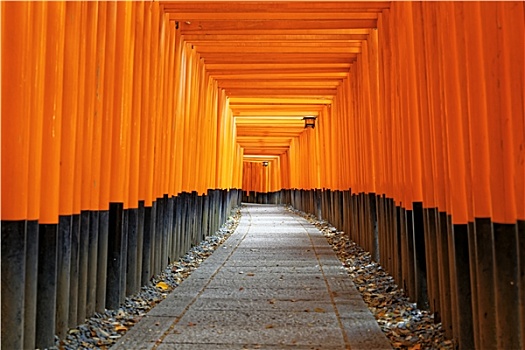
[112,204,391,350]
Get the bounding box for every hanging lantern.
[303,116,317,129]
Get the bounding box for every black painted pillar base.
[404,208,416,301]
[1,220,26,350]
[174,196,183,260]
[412,202,428,310]
[370,194,379,262]
[68,214,80,327]
[86,211,99,317]
[96,210,109,313]
[136,202,145,288]
[35,223,58,349]
[467,221,480,349]
[106,203,127,310]
[181,193,189,253]
[519,220,525,350]
[166,197,175,264]
[395,203,403,286]
[424,208,440,317]
[438,212,452,336]
[77,211,90,324]
[315,189,322,220]
[160,194,169,272]
[452,224,475,350]
[141,204,154,285]
[154,196,164,276]
[56,216,72,339]
[474,218,496,349]
[493,222,521,349]
[126,208,139,296]
[196,194,203,243]
[202,194,210,241]
[24,220,38,349]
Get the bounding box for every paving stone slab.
[204,276,326,293]
[340,314,394,350]
[224,259,327,268]
[112,316,177,349]
[190,297,345,312]
[197,286,333,300]
[204,276,329,289]
[162,324,346,347]
[146,295,195,317]
[172,309,340,329]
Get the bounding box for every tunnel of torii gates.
[1,1,524,349]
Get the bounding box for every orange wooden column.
[1,3,32,348]
[26,3,47,225]
[104,0,134,309]
[39,2,65,225]
[54,1,82,338]
[124,0,145,298]
[180,43,194,193]
[138,1,151,206]
[128,1,144,210]
[425,4,462,342]
[280,150,291,190]
[151,7,164,201]
[34,3,66,347]
[459,4,497,349]
[217,91,234,190]
[95,1,114,215]
[168,18,183,197]
[156,12,169,200]
[376,8,391,278]
[172,24,186,197]
[378,9,396,203]
[78,2,99,324]
[478,3,523,348]
[233,144,244,189]
[1,2,31,221]
[498,4,525,346]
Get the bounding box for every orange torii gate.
[2,2,523,350]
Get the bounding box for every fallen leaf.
[115,325,128,333]
[188,322,197,327]
[247,273,255,277]
[314,307,326,313]
[409,345,421,350]
[156,281,169,291]
[265,324,274,329]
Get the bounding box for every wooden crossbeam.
[160,1,390,12]
[177,19,377,33]
[182,34,369,42]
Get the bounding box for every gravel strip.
[288,206,456,350]
[48,208,241,350]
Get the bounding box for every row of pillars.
[242,190,291,205]
[1,189,241,350]
[252,188,524,350]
